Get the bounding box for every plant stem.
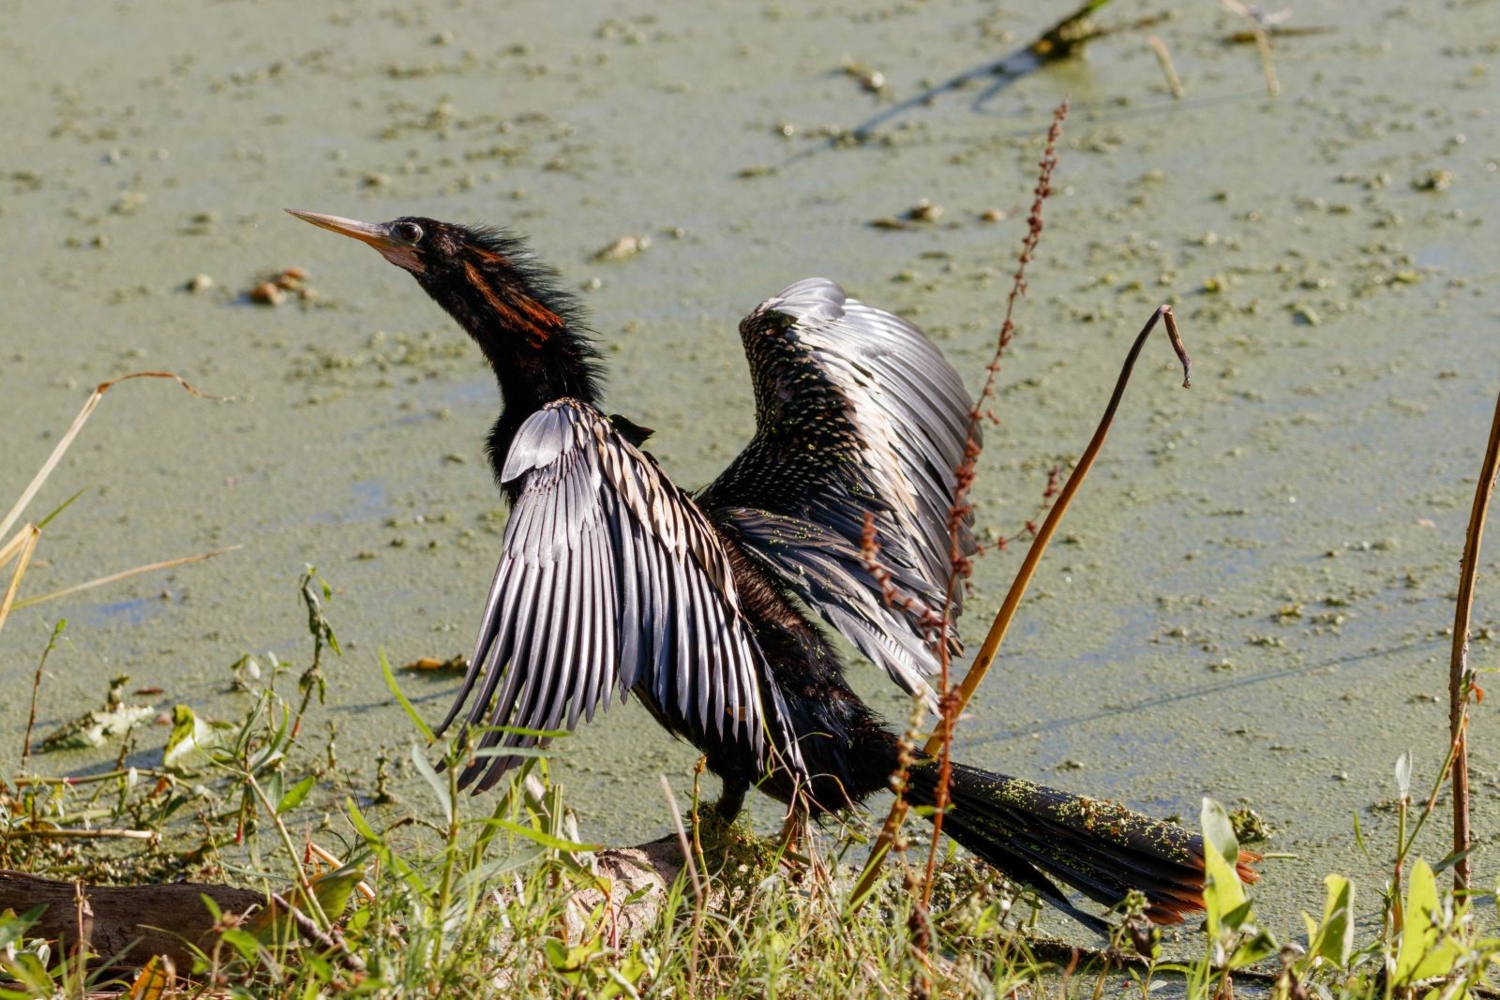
[434,762,459,967]
[0,524,40,635]
[1,371,216,544]
[22,619,66,765]
[852,103,1072,915]
[244,770,331,931]
[11,545,241,612]
[933,304,1190,749]
[1446,386,1500,893]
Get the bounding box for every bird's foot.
[713,780,748,823]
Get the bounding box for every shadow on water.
[773,0,1173,173]
[79,597,165,630]
[979,637,1438,745]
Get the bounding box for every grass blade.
[11,544,243,612]
[1,372,217,543]
[0,526,40,635]
[380,647,436,743]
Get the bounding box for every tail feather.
[907,760,1259,928]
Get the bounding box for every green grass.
[1,571,1495,999]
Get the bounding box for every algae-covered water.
[2,0,1498,939]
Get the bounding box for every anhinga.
[288,208,1256,930]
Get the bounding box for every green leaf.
[308,865,365,919]
[35,486,89,531]
[452,845,546,899]
[1221,899,1255,934]
[381,648,435,742]
[163,704,230,771]
[0,907,44,951]
[345,796,379,843]
[482,816,601,853]
[253,864,367,942]
[410,743,452,822]
[264,771,284,813]
[1200,797,1246,940]
[470,722,573,740]
[1302,874,1354,970]
[1433,845,1478,874]
[277,774,316,815]
[471,745,555,760]
[219,927,263,964]
[543,938,573,973]
[0,952,53,994]
[1227,927,1279,969]
[1394,858,1464,985]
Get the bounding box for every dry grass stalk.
[0,525,40,635]
[936,305,1190,745]
[1146,34,1185,99]
[1,372,227,638]
[1222,0,1280,96]
[2,372,217,542]
[1445,388,1500,891]
[11,545,243,614]
[847,100,1069,916]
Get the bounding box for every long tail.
[906,759,1259,931]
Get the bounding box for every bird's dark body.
[660,537,899,817]
[290,208,1256,932]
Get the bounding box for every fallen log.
[0,842,686,971]
[0,869,264,970]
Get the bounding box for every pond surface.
[2,0,1498,939]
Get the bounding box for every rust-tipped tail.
[907,760,1259,932]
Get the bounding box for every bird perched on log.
[288,209,1256,930]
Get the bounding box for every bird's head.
[285,208,601,422]
[285,210,478,279]
[287,208,585,348]
[292,209,444,275]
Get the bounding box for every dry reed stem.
[1146,34,1185,99]
[934,305,1190,744]
[1445,387,1500,892]
[0,524,40,635]
[306,841,377,902]
[1,371,222,639]
[12,544,243,613]
[848,101,1068,916]
[922,100,1071,910]
[0,524,34,575]
[660,775,703,901]
[1,371,216,543]
[3,827,158,842]
[1222,0,1280,96]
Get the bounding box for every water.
[2,0,1497,939]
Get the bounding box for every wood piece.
[0,843,687,971]
[0,870,265,970]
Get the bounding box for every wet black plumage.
[288,209,1256,930]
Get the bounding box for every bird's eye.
[395,222,424,243]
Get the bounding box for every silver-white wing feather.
[699,278,976,704]
[437,400,798,791]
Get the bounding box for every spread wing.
[697,278,977,703]
[436,399,799,791]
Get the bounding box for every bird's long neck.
[418,252,602,498]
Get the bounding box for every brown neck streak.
[463,258,563,349]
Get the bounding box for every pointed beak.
[285,209,399,250]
